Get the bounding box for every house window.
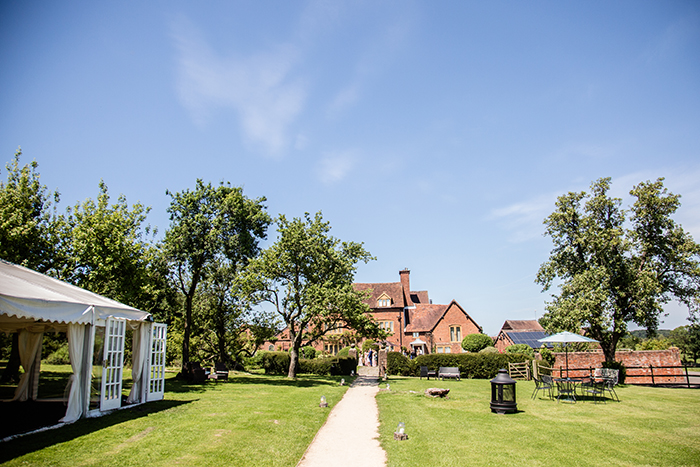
[268,344,275,351]
[450,326,462,342]
[413,332,419,338]
[377,293,391,307]
[378,321,394,333]
[324,343,339,355]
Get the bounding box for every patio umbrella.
[537,331,599,377]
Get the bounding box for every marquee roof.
[0,260,150,332]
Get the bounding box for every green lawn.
[1,372,349,467]
[2,372,699,466]
[376,377,700,467]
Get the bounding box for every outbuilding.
[0,259,167,426]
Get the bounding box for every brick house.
[263,269,482,355]
[493,320,551,352]
[352,269,482,354]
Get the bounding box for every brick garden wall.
[552,348,685,384]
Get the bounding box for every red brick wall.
[432,303,481,353]
[552,348,684,384]
[494,332,512,353]
[370,309,404,350]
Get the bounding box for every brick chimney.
[399,269,413,307]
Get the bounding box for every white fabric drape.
[60,323,86,423]
[127,323,150,404]
[12,330,44,401]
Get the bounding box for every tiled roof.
[409,290,429,304]
[405,304,447,332]
[502,320,544,331]
[354,282,405,308]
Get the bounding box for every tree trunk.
[182,294,192,374]
[288,345,299,378]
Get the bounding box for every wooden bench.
[438,367,461,380]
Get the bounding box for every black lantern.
[490,369,517,414]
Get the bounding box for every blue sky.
[2,1,699,335]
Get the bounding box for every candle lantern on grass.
[394,422,408,440]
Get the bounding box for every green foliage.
[337,346,350,357]
[479,346,499,354]
[461,333,493,352]
[538,346,555,367]
[602,360,627,384]
[505,344,535,358]
[300,346,317,359]
[411,352,530,379]
[637,337,673,350]
[242,212,383,378]
[260,351,356,376]
[670,324,700,363]
[44,345,70,365]
[537,177,700,363]
[164,179,270,370]
[0,148,60,273]
[362,339,379,352]
[386,351,412,376]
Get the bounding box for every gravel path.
[297,376,387,467]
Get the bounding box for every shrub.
[538,346,555,367]
[461,333,493,352]
[412,352,530,379]
[602,360,627,384]
[45,344,70,365]
[362,339,378,352]
[300,346,317,359]
[479,346,499,354]
[506,344,534,358]
[261,351,291,374]
[337,346,350,357]
[387,351,412,376]
[261,351,356,376]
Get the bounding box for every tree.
[0,148,60,273]
[242,212,385,378]
[461,333,492,352]
[0,148,61,383]
[191,258,279,367]
[537,177,700,363]
[163,180,270,373]
[670,324,700,363]
[57,180,165,311]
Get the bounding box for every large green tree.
[192,258,278,367]
[537,177,700,363]
[56,180,165,311]
[0,148,60,273]
[163,180,270,373]
[242,212,384,378]
[0,149,61,382]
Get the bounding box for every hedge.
[385,352,531,379]
[260,351,357,376]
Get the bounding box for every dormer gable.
[376,292,392,308]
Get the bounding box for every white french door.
[100,317,126,411]
[148,323,167,401]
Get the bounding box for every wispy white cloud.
[316,151,357,185]
[642,14,700,65]
[171,16,306,156]
[490,193,559,243]
[491,166,700,244]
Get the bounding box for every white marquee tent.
[0,259,166,423]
